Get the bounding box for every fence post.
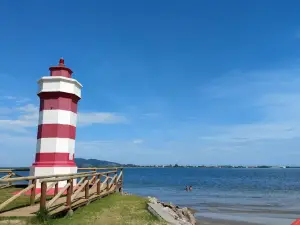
[54,182,59,196]
[85,176,89,199]
[106,173,109,191]
[119,168,123,193]
[40,181,47,210]
[30,179,37,205]
[114,171,117,192]
[97,174,101,195]
[66,179,73,209]
[8,172,12,186]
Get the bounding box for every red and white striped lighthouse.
[30,58,82,189]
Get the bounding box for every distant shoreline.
[103,166,299,169]
[1,166,300,170]
[120,166,296,169]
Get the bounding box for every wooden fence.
[0,168,29,187]
[0,168,123,216]
[0,170,15,189]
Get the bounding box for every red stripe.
[15,188,69,195]
[37,124,76,139]
[292,219,300,225]
[32,153,76,167]
[38,92,80,113]
[50,67,72,78]
[32,163,76,167]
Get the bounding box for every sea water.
[2,168,300,224]
[123,168,300,225]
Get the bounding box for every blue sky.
[1,0,300,166]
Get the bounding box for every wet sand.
[197,217,261,225]
[194,207,297,225]
[189,206,262,225]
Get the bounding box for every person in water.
[185,186,189,191]
[189,185,193,191]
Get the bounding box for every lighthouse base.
[17,187,70,196]
[29,166,77,189]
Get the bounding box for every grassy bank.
[0,187,30,211]
[0,187,54,212]
[0,193,167,225]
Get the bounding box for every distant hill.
[75,158,121,168]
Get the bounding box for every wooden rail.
[0,168,124,216]
[0,167,121,185]
[0,172,15,189]
[0,168,30,173]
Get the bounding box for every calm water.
[123,168,300,225]
[2,168,300,224]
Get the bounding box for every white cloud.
[3,96,17,100]
[133,139,144,144]
[0,95,128,126]
[3,63,300,165]
[17,104,38,113]
[0,104,39,132]
[142,113,160,117]
[1,96,31,104]
[75,139,172,165]
[0,97,128,132]
[0,100,130,166]
[77,112,128,125]
[0,107,15,115]
[201,122,299,143]
[193,65,300,164]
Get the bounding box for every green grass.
[0,187,31,212]
[0,187,54,213]
[1,193,167,225]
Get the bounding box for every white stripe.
[36,138,75,154]
[38,76,82,98]
[39,110,77,126]
[30,166,77,188]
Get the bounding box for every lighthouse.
[30,59,82,189]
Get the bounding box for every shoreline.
[146,195,264,225]
[196,217,261,225]
[145,195,297,225]
[147,196,197,225]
